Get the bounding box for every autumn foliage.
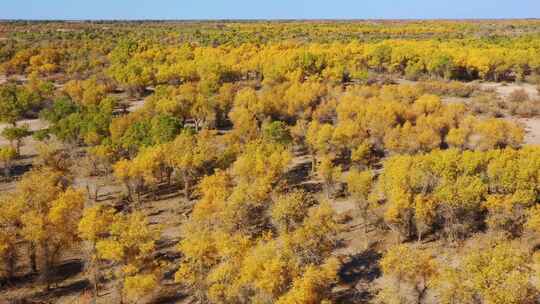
[2,20,540,304]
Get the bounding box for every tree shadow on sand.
[334,248,382,304]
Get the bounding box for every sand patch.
[0,118,49,155]
[479,82,539,99]
[516,117,540,145]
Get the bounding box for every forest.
[1,20,540,304]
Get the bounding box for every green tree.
[2,125,31,155]
[0,84,39,126]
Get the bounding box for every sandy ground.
[401,79,540,145]
[441,96,469,104]
[407,79,540,146]
[476,82,540,146]
[477,82,540,146]
[127,99,146,112]
[0,119,49,156]
[479,81,539,99]
[0,74,28,84]
[1,171,190,304]
[401,78,539,99]
[516,118,540,145]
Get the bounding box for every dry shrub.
[524,74,540,85]
[418,80,478,98]
[471,94,503,117]
[335,210,354,224]
[366,74,397,86]
[504,89,540,117]
[508,89,530,103]
[511,99,540,117]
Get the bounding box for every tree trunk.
[183,174,190,200]
[324,181,331,199]
[117,263,126,304]
[311,152,317,175]
[166,169,172,186]
[29,242,37,274]
[92,245,100,299]
[41,243,51,290]
[362,207,369,249]
[5,246,16,282]
[94,184,100,202]
[124,181,133,202]
[94,267,99,299]
[15,139,21,156]
[136,178,144,206]
[415,281,427,304]
[118,280,124,304]
[86,184,92,200]
[3,161,10,178]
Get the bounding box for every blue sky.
[2,0,540,20]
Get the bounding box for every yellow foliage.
[123,273,159,302]
[433,242,536,304]
[275,258,339,304]
[271,190,310,232]
[95,211,161,301]
[78,205,115,243]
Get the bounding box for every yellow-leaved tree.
[0,194,23,282]
[377,244,437,304]
[345,169,374,248]
[96,211,161,304]
[164,129,217,199]
[78,205,115,299]
[432,242,536,304]
[16,167,84,289]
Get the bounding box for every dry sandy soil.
[1,171,190,304]
[479,81,539,99]
[480,82,540,146]
[403,79,540,146]
[516,118,540,145]
[127,98,146,112]
[0,119,50,156]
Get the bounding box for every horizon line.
[1,17,540,22]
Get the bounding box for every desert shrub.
[470,95,503,117]
[418,80,479,98]
[524,74,540,85]
[508,89,530,103]
[503,89,540,117]
[511,99,540,117]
